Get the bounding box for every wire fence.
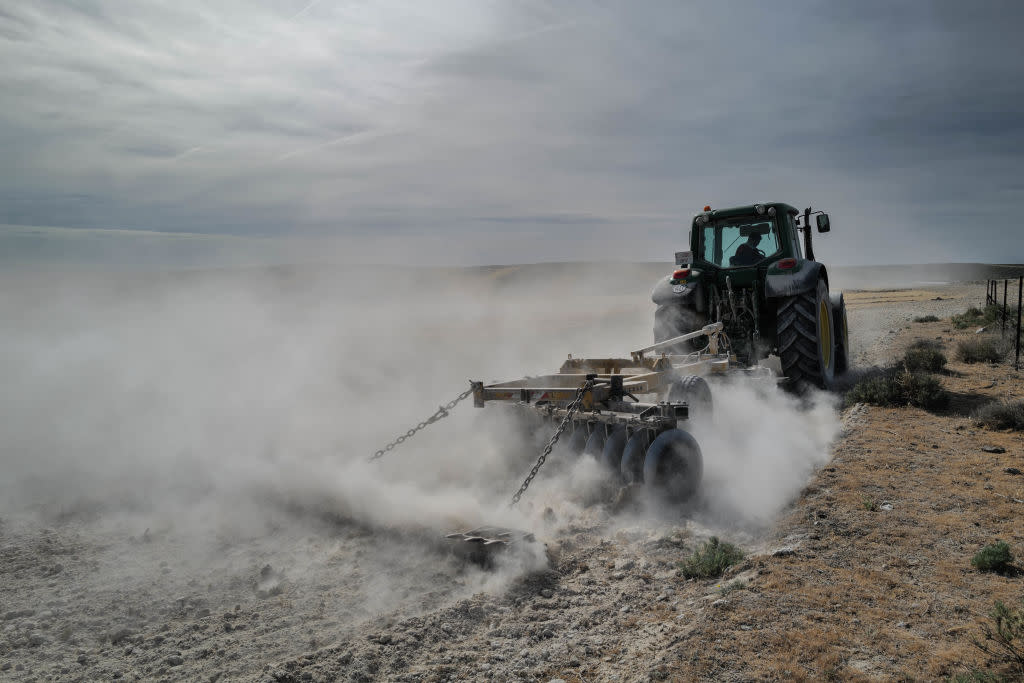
[985,277,1023,370]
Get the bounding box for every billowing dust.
[0,265,839,626]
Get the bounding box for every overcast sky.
[1,0,1022,266]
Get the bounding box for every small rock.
[166,655,184,666]
[740,624,752,631]
[1006,467,1023,476]
[1,662,10,671]
[548,679,568,683]
[771,547,796,558]
[896,621,910,629]
[982,445,1006,454]
[28,632,47,646]
[539,589,553,599]
[614,559,636,571]
[611,571,626,580]
[879,503,894,511]
[710,599,728,608]
[619,605,631,613]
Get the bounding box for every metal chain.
[510,378,595,506]
[369,385,475,462]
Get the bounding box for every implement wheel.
[584,428,606,460]
[666,375,713,420]
[642,429,703,502]
[601,426,629,477]
[620,430,652,484]
[776,278,836,391]
[567,423,589,454]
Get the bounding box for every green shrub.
[974,400,1024,431]
[971,541,1014,573]
[952,304,1001,329]
[957,336,1008,364]
[845,369,949,410]
[679,537,744,579]
[914,314,940,323]
[903,340,948,372]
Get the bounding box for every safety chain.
[369,384,475,462]
[510,378,596,506]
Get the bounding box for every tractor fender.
[651,275,706,312]
[765,261,827,298]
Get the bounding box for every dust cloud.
[0,262,840,622]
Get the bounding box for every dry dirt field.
[1,274,1022,682]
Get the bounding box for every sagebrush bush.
[974,400,1024,431]
[679,537,744,579]
[972,541,1014,573]
[957,336,1008,364]
[903,340,947,372]
[913,314,940,323]
[845,369,949,410]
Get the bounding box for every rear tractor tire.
[776,278,836,391]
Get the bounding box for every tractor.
[652,203,848,390]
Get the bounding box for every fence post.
[1017,275,1022,371]
[1003,279,1008,336]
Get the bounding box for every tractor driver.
[731,232,765,266]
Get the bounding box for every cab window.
[699,217,781,268]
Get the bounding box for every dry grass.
[657,320,1024,681]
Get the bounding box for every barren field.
[1,269,1022,682]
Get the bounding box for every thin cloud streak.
[0,1,1022,265]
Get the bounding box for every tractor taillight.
[673,268,691,279]
[777,258,797,270]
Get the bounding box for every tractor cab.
[653,202,847,391]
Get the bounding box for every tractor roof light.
[767,206,776,216]
[703,205,712,212]
[755,204,765,215]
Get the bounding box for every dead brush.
[957,336,1010,364]
[973,400,1024,431]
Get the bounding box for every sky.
[1,0,1022,267]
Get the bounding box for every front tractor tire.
[830,292,850,375]
[776,278,836,391]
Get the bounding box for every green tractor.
[652,203,849,390]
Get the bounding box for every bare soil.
[2,281,1023,682]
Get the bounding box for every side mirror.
[816,213,831,233]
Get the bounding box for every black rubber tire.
[642,429,703,502]
[600,426,629,476]
[830,292,849,375]
[666,375,713,420]
[619,430,652,484]
[583,428,606,460]
[776,278,836,391]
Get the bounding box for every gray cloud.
[1,0,1022,266]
